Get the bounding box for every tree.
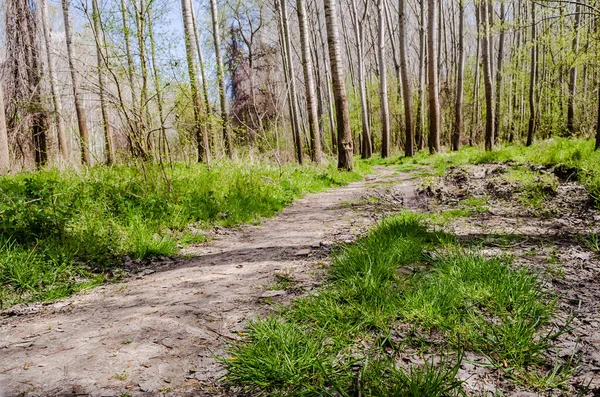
[480,0,495,151]
[91,0,114,164]
[399,0,415,156]
[349,0,373,158]
[297,0,323,163]
[0,82,9,174]
[5,0,49,168]
[526,2,537,147]
[40,0,69,161]
[378,0,391,158]
[427,0,441,153]
[452,0,465,151]
[181,0,211,163]
[493,0,505,143]
[324,0,354,170]
[210,0,234,158]
[277,0,303,164]
[62,0,91,165]
[567,0,581,135]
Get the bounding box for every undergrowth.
[0,160,368,308]
[223,213,568,395]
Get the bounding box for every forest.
[0,0,600,395]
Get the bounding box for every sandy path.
[0,166,418,397]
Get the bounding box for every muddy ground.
[417,163,600,396]
[1,163,599,396]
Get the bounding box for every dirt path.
[0,166,419,397]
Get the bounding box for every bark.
[0,83,9,174]
[452,0,465,151]
[134,0,151,154]
[349,0,373,158]
[378,0,391,158]
[190,3,211,117]
[567,0,581,135]
[481,0,495,151]
[324,0,354,170]
[526,2,537,147]
[147,2,169,161]
[181,0,210,163]
[427,0,441,153]
[318,11,337,151]
[297,0,322,163]
[471,6,481,146]
[120,0,139,131]
[416,0,426,150]
[399,0,415,156]
[92,0,114,164]
[279,0,303,164]
[493,0,505,144]
[62,0,91,165]
[596,83,600,150]
[210,0,233,158]
[41,0,69,160]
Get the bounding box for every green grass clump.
[402,252,556,369]
[223,213,563,394]
[498,166,558,209]
[0,160,368,308]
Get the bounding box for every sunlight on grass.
[0,159,370,308]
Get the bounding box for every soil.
[418,163,600,396]
[0,166,420,397]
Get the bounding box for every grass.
[0,159,369,309]
[222,213,567,395]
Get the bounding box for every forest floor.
[0,165,419,397]
[417,162,600,395]
[1,161,600,396]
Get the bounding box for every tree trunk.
[120,0,138,120]
[378,0,391,158]
[350,0,373,159]
[596,82,600,150]
[210,0,233,159]
[416,0,426,150]
[427,0,441,153]
[526,2,537,147]
[493,0,505,144]
[471,7,481,146]
[41,0,69,160]
[567,0,580,135]
[481,0,495,151]
[452,0,465,151]
[399,0,415,156]
[147,2,169,162]
[317,12,337,151]
[92,0,114,165]
[62,0,91,165]
[191,3,212,119]
[135,0,151,155]
[279,0,303,164]
[181,0,210,163]
[0,82,9,174]
[297,0,322,163]
[324,0,354,170]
